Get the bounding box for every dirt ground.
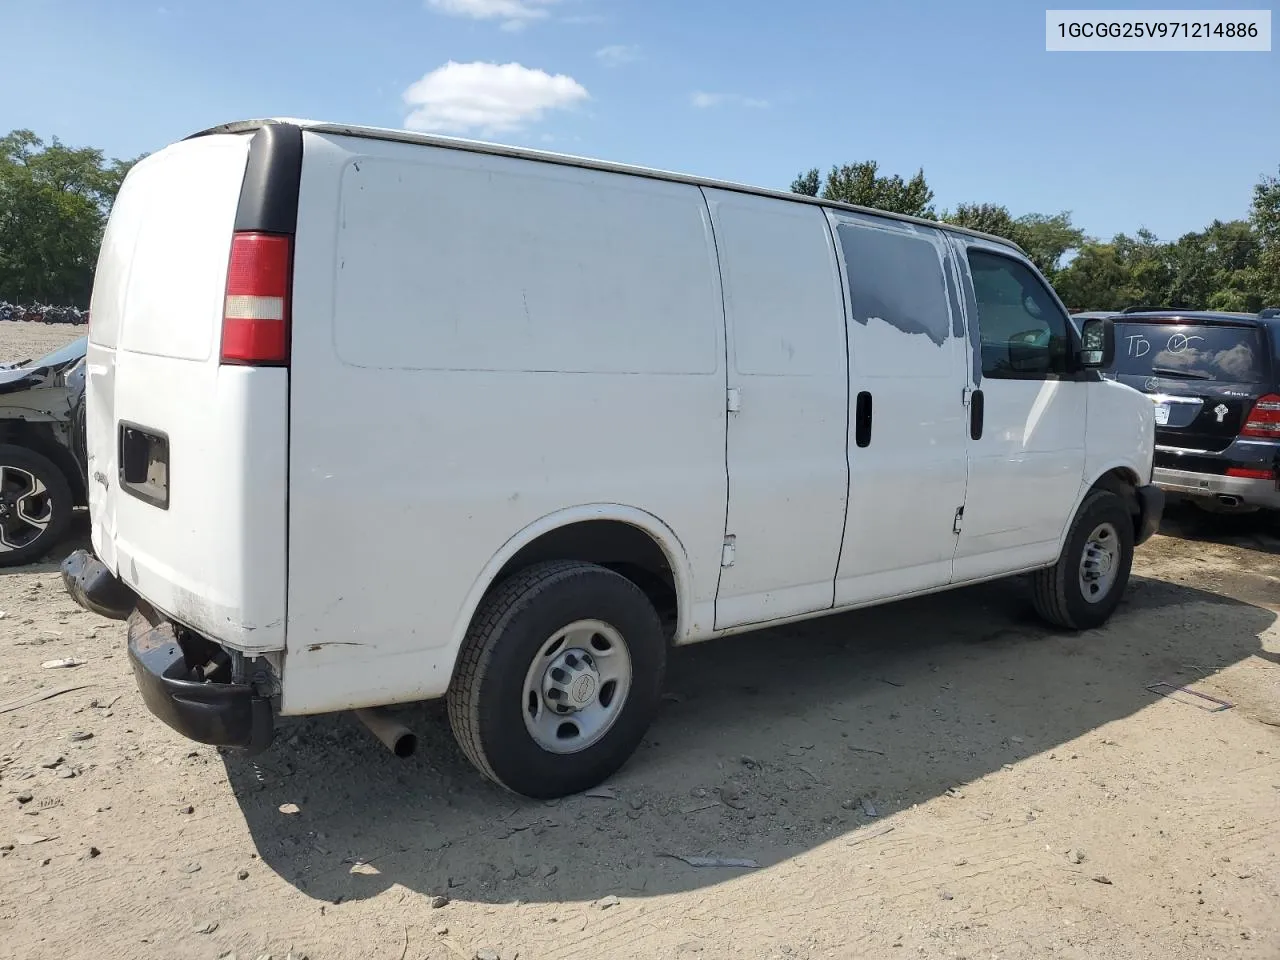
[0,323,86,367]
[1,323,1277,960]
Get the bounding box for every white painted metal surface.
[951,240,1089,580]
[85,135,289,653]
[88,121,1157,719]
[704,189,848,629]
[282,133,727,712]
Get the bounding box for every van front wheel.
[447,561,666,799]
[1031,490,1134,630]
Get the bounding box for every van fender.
[1057,458,1148,554]
[445,503,696,673]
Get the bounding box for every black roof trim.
[224,123,303,235]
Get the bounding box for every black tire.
[0,444,74,567]
[447,560,666,799]
[1031,490,1134,630]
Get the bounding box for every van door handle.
[855,391,873,448]
[970,389,984,441]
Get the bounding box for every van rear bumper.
[60,549,137,620]
[127,605,274,753]
[61,550,274,752]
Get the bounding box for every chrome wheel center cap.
[541,648,601,714]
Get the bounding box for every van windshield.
[1112,322,1267,383]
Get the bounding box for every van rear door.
[86,130,290,653]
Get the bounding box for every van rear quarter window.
[1114,322,1267,383]
[332,152,721,375]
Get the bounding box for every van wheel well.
[1091,467,1140,529]
[489,521,678,641]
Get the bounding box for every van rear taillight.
[1241,394,1280,439]
[221,231,291,365]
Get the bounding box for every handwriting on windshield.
[1125,332,1205,358]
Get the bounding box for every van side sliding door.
[703,189,849,630]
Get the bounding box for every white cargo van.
[62,119,1163,798]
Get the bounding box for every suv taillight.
[221,231,292,365]
[1241,394,1280,439]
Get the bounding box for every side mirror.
[1078,317,1115,369]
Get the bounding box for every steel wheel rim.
[521,619,632,755]
[1078,521,1120,604]
[0,465,53,552]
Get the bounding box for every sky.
[2,0,1277,242]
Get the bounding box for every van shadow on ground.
[223,569,1276,906]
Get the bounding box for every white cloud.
[691,91,770,110]
[595,44,641,67]
[403,61,589,135]
[426,0,562,30]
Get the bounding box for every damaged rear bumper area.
[60,548,137,620]
[61,549,275,753]
[128,605,275,753]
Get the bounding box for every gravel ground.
[0,323,1277,960]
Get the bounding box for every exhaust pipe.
[1217,494,1242,508]
[355,708,418,758]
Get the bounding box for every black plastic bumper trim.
[1135,484,1165,546]
[127,606,274,753]
[60,548,136,620]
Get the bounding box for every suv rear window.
[1113,322,1268,383]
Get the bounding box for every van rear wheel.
[447,560,666,799]
[1031,490,1134,630]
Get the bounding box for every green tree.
[1249,167,1280,309]
[1015,212,1084,279]
[790,168,821,197]
[1111,228,1174,307]
[1053,242,1131,310]
[941,206,1082,279]
[791,161,935,218]
[942,202,1022,241]
[1167,220,1261,312]
[0,130,141,306]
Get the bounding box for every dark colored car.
[1101,311,1279,514]
[0,337,89,565]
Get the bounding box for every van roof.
[191,118,1028,256]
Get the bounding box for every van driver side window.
[967,249,1071,378]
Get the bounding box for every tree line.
[793,161,1280,313]
[1,127,1276,313]
[0,130,142,306]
